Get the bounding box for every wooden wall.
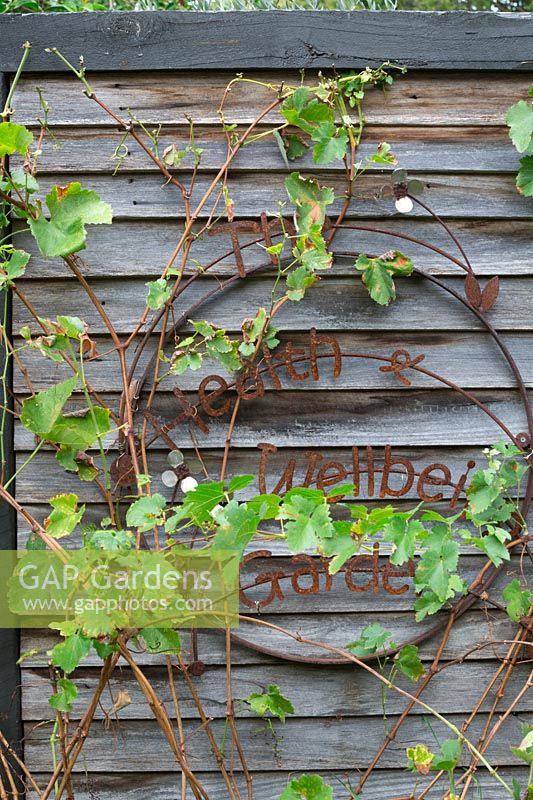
[2,11,533,799]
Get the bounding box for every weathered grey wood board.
[22,714,525,771]
[26,172,533,219]
[3,11,532,795]
[19,608,523,666]
[13,219,533,278]
[12,276,533,333]
[21,661,532,720]
[24,768,533,800]
[2,12,533,72]
[12,71,533,123]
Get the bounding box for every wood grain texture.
[21,661,531,721]
[13,390,532,451]
[29,172,533,219]
[2,13,533,72]
[24,768,531,800]
[5,17,532,788]
[12,70,533,127]
[13,218,533,278]
[12,276,533,334]
[13,332,533,393]
[22,714,525,771]
[10,125,520,174]
[19,608,522,667]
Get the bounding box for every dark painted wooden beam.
[0,11,532,73]
[0,70,22,765]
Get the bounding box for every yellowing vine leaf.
[30,182,113,257]
[0,121,33,157]
[44,493,85,538]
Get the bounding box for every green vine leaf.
[246,683,294,722]
[346,623,394,656]
[510,725,533,765]
[502,579,532,622]
[44,493,85,539]
[355,251,414,306]
[279,488,335,552]
[140,627,181,654]
[506,99,533,153]
[146,278,172,310]
[0,248,30,289]
[383,513,424,566]
[211,500,260,558]
[395,644,425,682]
[20,376,78,436]
[432,738,462,772]
[30,182,112,258]
[517,155,533,196]
[285,264,319,301]
[126,494,167,532]
[49,676,78,713]
[0,121,33,157]
[279,774,333,800]
[50,632,92,674]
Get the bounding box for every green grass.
[1,0,531,12]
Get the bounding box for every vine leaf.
[126,494,167,532]
[211,501,260,558]
[407,743,434,775]
[464,273,482,309]
[279,488,335,552]
[20,376,78,436]
[50,632,92,674]
[44,493,85,539]
[245,683,294,722]
[146,278,172,310]
[502,579,532,622]
[517,155,533,197]
[140,627,181,654]
[432,738,462,772]
[480,275,500,312]
[506,99,533,153]
[30,182,112,258]
[395,644,425,682]
[356,251,414,306]
[285,172,334,236]
[279,774,333,800]
[0,249,30,289]
[49,676,78,713]
[346,623,394,656]
[0,121,33,157]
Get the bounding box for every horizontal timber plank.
[13,332,533,393]
[9,552,522,614]
[12,276,533,334]
[22,713,526,771]
[12,70,533,125]
[19,609,521,667]
[31,172,533,220]
[13,218,533,278]
[26,768,531,800]
[21,661,531,721]
[11,125,520,174]
[13,390,532,450]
